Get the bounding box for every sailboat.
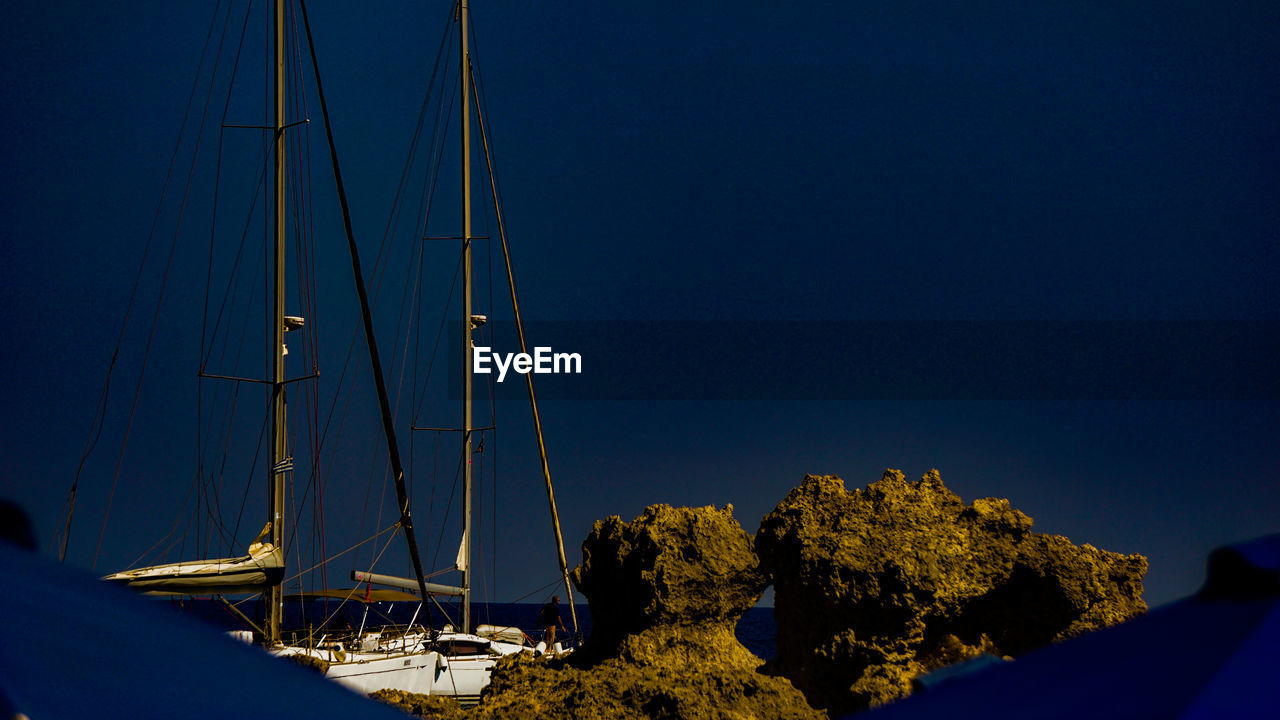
[78,0,579,704]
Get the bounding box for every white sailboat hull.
[272,630,528,705]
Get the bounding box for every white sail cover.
[455,535,468,572]
[101,523,283,595]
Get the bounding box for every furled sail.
[350,570,463,596]
[101,523,283,595]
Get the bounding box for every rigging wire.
[320,7,458,576]
[205,216,269,555]
[123,467,201,571]
[429,441,467,569]
[170,0,392,595]
[188,0,287,562]
[284,523,400,585]
[55,2,226,564]
[299,0,437,613]
[285,0,328,614]
[411,252,465,425]
[348,5,458,576]
[373,3,459,290]
[473,56,501,608]
[199,0,255,559]
[281,0,325,592]
[474,434,487,627]
[229,398,271,546]
[92,1,239,571]
[470,19,580,631]
[198,154,270,376]
[471,14,498,610]
[303,521,402,637]
[398,66,462,567]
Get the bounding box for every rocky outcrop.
[569,502,768,656]
[755,471,1148,715]
[469,504,824,720]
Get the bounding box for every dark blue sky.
[1,1,1276,609]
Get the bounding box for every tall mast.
[460,0,474,635]
[266,0,287,644]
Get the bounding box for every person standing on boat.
[538,595,566,647]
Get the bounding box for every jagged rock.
[370,689,464,719]
[755,471,1147,715]
[470,504,825,720]
[571,503,767,654]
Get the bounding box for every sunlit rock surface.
[571,502,767,654]
[468,504,824,720]
[755,471,1148,715]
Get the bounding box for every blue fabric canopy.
[0,540,409,720]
